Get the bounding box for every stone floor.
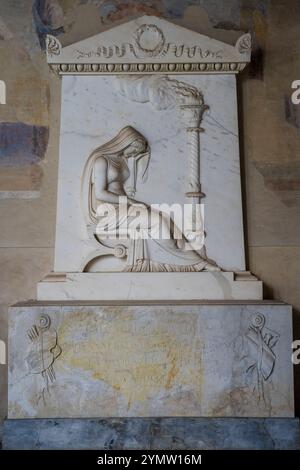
[3,418,300,450]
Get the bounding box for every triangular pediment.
[46,15,251,74]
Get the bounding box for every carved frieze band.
[74,24,226,60]
[50,62,247,75]
[46,26,251,63]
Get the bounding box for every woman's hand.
[127,197,149,208]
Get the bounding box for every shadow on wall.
[293,311,300,416]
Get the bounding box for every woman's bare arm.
[94,157,122,204]
[94,156,148,207]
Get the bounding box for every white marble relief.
[81,113,220,272]
[236,313,280,411]
[52,73,245,274]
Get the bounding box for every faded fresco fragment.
[0,122,49,167]
[0,165,43,194]
[0,16,13,41]
[96,0,269,27]
[33,0,64,50]
[0,118,45,195]
[99,0,164,22]
[0,2,52,195]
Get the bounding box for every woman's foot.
[204,262,221,272]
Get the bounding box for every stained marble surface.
[8,303,294,419]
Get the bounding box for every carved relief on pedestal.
[239,313,279,408]
[25,314,62,405]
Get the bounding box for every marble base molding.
[3,418,300,450]
[8,302,293,419]
[37,272,263,301]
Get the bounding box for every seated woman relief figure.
[81,126,220,272]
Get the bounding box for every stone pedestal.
[37,272,263,301]
[8,301,293,419]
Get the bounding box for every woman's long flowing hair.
[81,126,150,227]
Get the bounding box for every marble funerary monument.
[4,16,297,449]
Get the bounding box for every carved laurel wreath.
[134,24,165,57]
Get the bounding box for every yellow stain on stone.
[58,309,204,409]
